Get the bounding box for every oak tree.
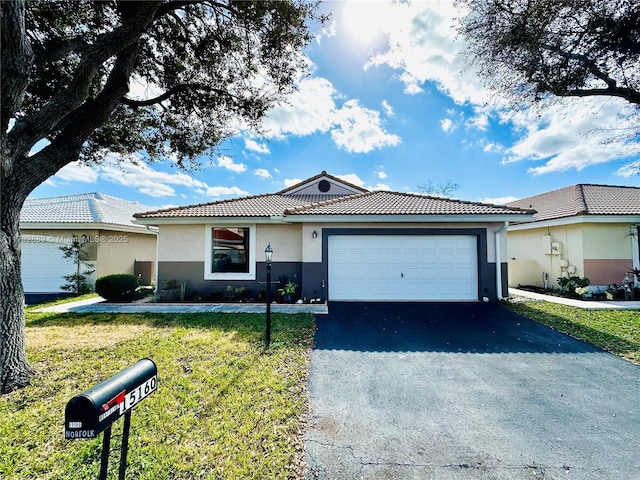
[457,0,640,107]
[0,0,324,393]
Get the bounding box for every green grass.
[1,310,315,479]
[505,300,640,364]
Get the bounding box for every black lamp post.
[265,243,273,348]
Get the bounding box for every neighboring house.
[20,193,157,298]
[506,184,640,289]
[134,172,533,302]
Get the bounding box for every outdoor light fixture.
[312,230,318,239]
[265,243,273,348]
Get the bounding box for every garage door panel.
[21,241,75,293]
[329,234,478,302]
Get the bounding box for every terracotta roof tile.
[136,190,533,220]
[506,184,640,221]
[134,194,308,218]
[285,191,532,216]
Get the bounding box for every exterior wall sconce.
[312,230,318,239]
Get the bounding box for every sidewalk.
[509,288,640,310]
[33,296,329,315]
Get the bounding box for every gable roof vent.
[318,180,331,193]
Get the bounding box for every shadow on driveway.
[315,302,598,355]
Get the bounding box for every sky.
[30,0,640,210]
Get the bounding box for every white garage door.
[328,235,478,301]
[21,240,74,293]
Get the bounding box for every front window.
[212,227,249,273]
[205,225,256,280]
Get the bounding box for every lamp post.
[265,243,273,348]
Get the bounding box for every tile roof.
[21,193,154,229]
[284,191,533,216]
[134,194,311,218]
[506,184,640,222]
[135,190,533,219]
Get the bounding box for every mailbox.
[65,358,157,440]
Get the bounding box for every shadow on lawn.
[25,311,315,342]
[507,303,640,363]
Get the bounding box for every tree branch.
[564,86,640,105]
[541,42,618,89]
[1,1,33,152]
[23,42,142,191]
[6,2,162,163]
[120,82,229,107]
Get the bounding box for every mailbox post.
[65,358,157,480]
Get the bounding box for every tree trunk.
[0,185,34,393]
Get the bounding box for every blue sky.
[31,1,640,210]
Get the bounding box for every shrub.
[95,274,139,301]
[557,275,590,298]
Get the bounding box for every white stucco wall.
[507,226,585,287]
[583,223,631,259]
[157,224,206,261]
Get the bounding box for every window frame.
[204,224,256,280]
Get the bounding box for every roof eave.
[508,214,640,231]
[20,221,157,234]
[282,213,536,223]
[133,215,291,226]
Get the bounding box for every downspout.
[495,222,509,301]
[149,225,160,292]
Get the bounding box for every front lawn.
[0,310,315,479]
[506,300,640,364]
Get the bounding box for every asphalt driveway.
[304,303,640,480]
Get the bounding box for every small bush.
[95,274,139,301]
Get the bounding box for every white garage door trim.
[328,234,478,302]
[21,239,75,293]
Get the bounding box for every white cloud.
[99,159,208,197]
[353,1,640,175]
[364,1,487,105]
[503,97,640,175]
[217,155,247,173]
[263,77,337,138]
[205,186,249,197]
[440,118,455,133]
[331,100,401,153]
[480,196,519,205]
[262,76,400,153]
[376,170,388,179]
[45,161,99,185]
[46,155,210,198]
[336,173,365,187]
[284,177,303,188]
[483,143,503,153]
[616,162,640,177]
[368,183,391,191]
[254,169,272,179]
[382,100,394,117]
[244,138,270,154]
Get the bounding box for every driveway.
[304,303,640,480]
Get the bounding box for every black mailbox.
[65,358,157,440]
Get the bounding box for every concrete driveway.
[304,303,640,480]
